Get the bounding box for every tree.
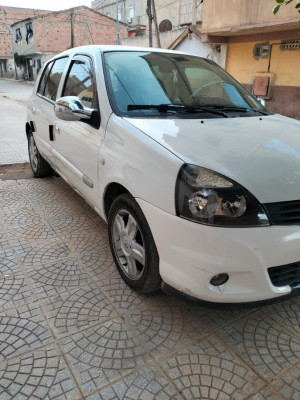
[273,0,300,21]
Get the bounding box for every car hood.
[124,114,300,203]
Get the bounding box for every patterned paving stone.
[41,284,116,337]
[14,238,71,267]
[0,232,11,251]
[86,367,184,400]
[247,388,283,399]
[0,303,53,361]
[0,249,21,276]
[162,336,264,400]
[48,214,101,236]
[27,258,92,299]
[127,298,209,357]
[0,344,81,399]
[99,276,167,314]
[62,232,110,254]
[2,207,42,228]
[217,312,300,378]
[78,250,119,280]
[262,296,300,338]
[61,318,152,395]
[24,186,68,203]
[185,303,253,332]
[32,198,77,216]
[268,362,300,399]
[0,272,33,309]
[5,222,57,241]
[0,188,28,205]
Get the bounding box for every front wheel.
[28,132,53,178]
[108,193,161,293]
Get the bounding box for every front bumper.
[137,199,300,303]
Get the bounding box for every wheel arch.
[25,122,31,137]
[103,182,129,219]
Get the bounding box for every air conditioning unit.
[127,18,132,24]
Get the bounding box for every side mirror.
[257,97,267,109]
[55,96,94,121]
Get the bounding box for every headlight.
[175,164,269,227]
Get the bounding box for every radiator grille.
[268,262,300,288]
[264,200,300,225]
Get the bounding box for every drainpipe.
[116,0,120,45]
[1,23,18,79]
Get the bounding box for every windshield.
[103,51,267,118]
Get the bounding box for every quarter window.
[37,61,53,96]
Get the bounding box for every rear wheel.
[28,132,53,178]
[108,193,161,293]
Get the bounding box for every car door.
[30,57,69,164]
[52,54,103,207]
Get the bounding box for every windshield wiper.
[210,105,249,112]
[208,105,270,115]
[127,104,229,117]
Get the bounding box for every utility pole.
[146,0,152,47]
[70,9,74,48]
[192,0,197,25]
[116,0,120,45]
[151,0,161,48]
[1,23,18,79]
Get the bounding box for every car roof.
[51,45,189,59]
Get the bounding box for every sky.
[0,0,92,11]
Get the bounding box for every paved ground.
[1,79,300,399]
[1,175,300,399]
[0,79,33,165]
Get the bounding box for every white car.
[26,45,300,304]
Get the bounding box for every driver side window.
[63,57,96,109]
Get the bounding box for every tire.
[108,193,161,293]
[28,132,53,178]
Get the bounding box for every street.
[1,79,300,399]
[0,79,33,165]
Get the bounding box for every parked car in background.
[26,45,300,304]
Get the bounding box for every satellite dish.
[159,19,172,32]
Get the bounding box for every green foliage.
[135,27,144,37]
[14,53,26,67]
[273,0,300,22]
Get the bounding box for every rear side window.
[37,57,68,101]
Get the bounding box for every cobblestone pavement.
[1,176,300,399]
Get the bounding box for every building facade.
[201,0,300,119]
[12,6,127,81]
[0,6,49,78]
[91,0,202,37]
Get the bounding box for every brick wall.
[31,7,127,53]
[0,6,50,57]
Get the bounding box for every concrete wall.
[175,38,227,68]
[226,39,300,120]
[123,27,186,48]
[202,0,300,35]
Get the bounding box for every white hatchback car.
[26,45,300,304]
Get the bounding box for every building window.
[253,42,270,60]
[26,23,33,44]
[15,28,22,43]
[129,5,134,19]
